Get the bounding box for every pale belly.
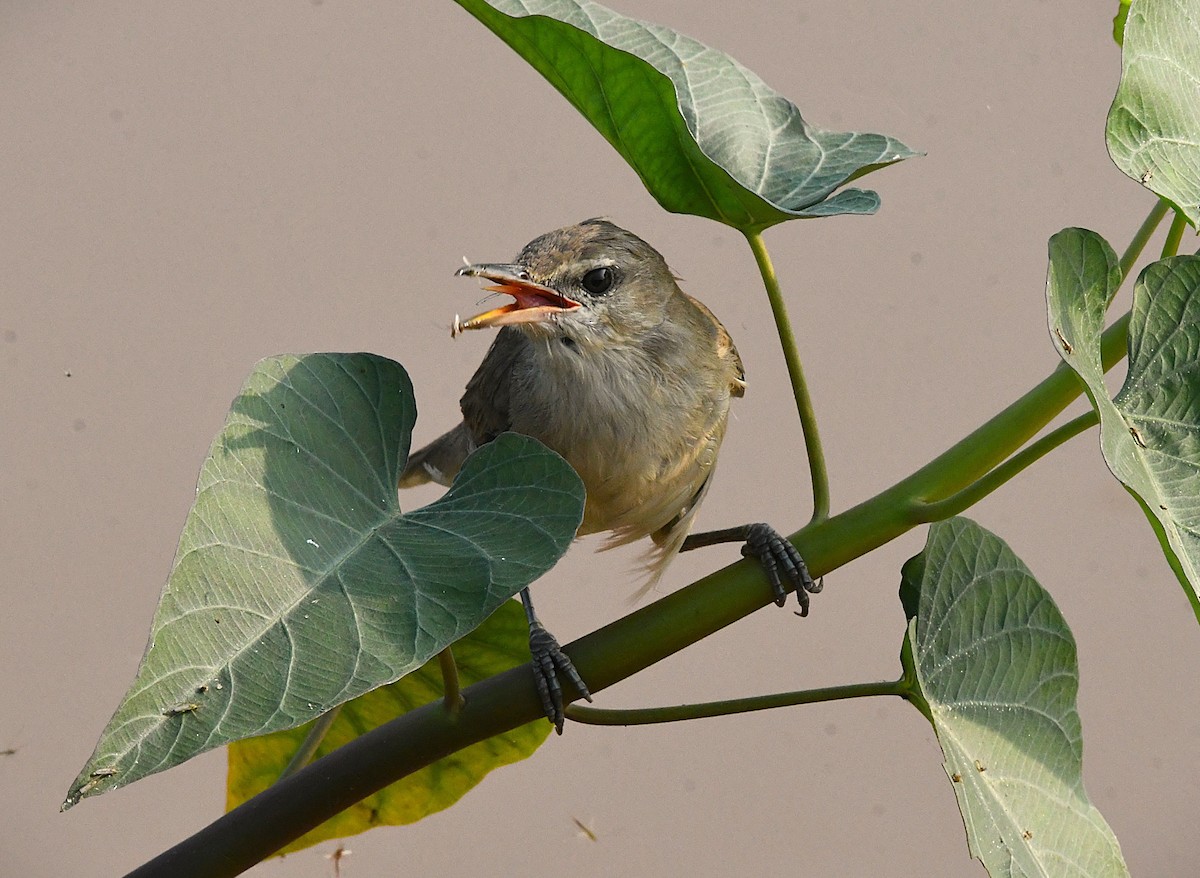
[509,376,723,540]
[505,335,731,542]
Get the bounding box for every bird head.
[452,219,677,345]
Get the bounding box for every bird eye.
[581,266,615,295]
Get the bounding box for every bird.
[400,219,819,731]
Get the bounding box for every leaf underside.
[1046,228,1200,619]
[65,353,583,808]
[454,0,917,230]
[1106,0,1200,225]
[900,517,1128,878]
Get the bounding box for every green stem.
[565,679,906,726]
[911,410,1098,522]
[745,230,830,522]
[439,647,464,716]
[277,706,341,781]
[1163,208,1188,258]
[1125,200,1171,276]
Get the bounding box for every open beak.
[452,263,580,337]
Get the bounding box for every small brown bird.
[401,219,818,730]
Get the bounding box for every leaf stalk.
[277,707,341,782]
[564,678,906,725]
[745,230,830,522]
[438,647,465,716]
[1162,208,1188,258]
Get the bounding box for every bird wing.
[617,293,745,600]
[399,327,527,488]
[685,293,745,398]
[398,422,474,488]
[461,327,526,443]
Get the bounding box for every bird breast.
[507,333,732,540]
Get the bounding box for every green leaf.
[1106,0,1200,224]
[453,0,917,231]
[1046,229,1200,619]
[64,353,584,809]
[900,518,1129,878]
[226,600,551,854]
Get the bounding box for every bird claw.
[740,522,823,615]
[528,622,592,734]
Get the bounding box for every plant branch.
[125,341,1124,878]
[745,230,830,522]
[124,344,1106,876]
[129,202,1167,878]
[564,678,906,725]
[130,323,1141,878]
[891,198,1167,509]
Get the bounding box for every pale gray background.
[4,2,1197,875]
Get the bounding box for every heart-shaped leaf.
[226,599,551,854]
[1107,0,1200,224]
[64,353,584,809]
[454,0,917,231]
[900,517,1128,878]
[1046,229,1200,619]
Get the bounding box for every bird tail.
[612,471,716,605]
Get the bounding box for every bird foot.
[740,522,823,615]
[529,622,592,734]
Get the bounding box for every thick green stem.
[131,343,1118,876]
[746,230,830,522]
[565,679,906,725]
[129,201,1167,877]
